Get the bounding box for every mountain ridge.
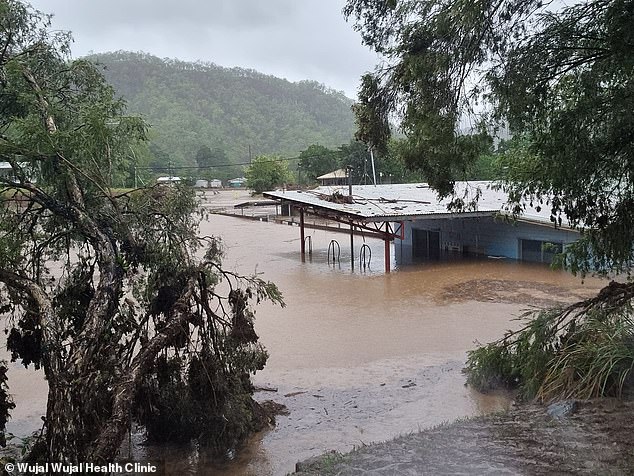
[87,51,356,169]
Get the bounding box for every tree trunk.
[45,379,83,463]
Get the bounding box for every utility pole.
[363,156,367,185]
[369,146,377,186]
[297,164,302,189]
[346,165,353,197]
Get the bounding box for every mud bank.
[294,399,634,475]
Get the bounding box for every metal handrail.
[327,240,341,264]
[360,243,372,269]
[304,236,313,255]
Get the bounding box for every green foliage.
[0,362,15,446]
[295,139,423,186]
[0,1,284,462]
[195,144,227,169]
[352,74,391,155]
[87,51,356,168]
[338,140,370,184]
[466,154,501,181]
[298,144,340,183]
[245,155,292,193]
[465,308,567,400]
[136,288,271,450]
[345,0,634,272]
[338,139,424,185]
[541,310,634,400]
[378,138,426,183]
[345,0,501,195]
[465,282,634,400]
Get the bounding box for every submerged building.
[264,181,579,272]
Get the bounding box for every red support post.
[349,220,354,270]
[384,236,391,273]
[300,208,305,255]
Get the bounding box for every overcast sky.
[27,0,380,99]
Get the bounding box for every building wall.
[395,215,580,265]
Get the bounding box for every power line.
[136,151,351,171]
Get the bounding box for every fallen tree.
[465,281,634,400]
[0,0,283,463]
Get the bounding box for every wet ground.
[294,399,634,475]
[1,191,608,475]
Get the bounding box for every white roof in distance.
[156,176,181,182]
[316,169,348,180]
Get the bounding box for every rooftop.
[264,181,571,228]
[316,168,348,180]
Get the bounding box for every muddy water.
[2,211,606,475]
[173,215,602,475]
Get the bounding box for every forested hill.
[88,51,356,168]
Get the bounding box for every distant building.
[316,169,348,186]
[156,176,181,184]
[0,162,12,178]
[194,179,222,188]
[227,177,247,188]
[0,161,36,182]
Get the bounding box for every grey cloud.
[40,0,304,32]
[28,0,377,98]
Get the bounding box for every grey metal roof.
[264,181,572,228]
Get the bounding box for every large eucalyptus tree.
[0,0,282,462]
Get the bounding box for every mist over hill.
[88,52,356,171]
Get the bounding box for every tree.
[378,138,425,184]
[245,155,292,193]
[195,144,227,170]
[336,139,422,185]
[0,0,282,463]
[345,0,634,398]
[338,140,371,184]
[345,0,634,270]
[464,141,505,181]
[298,144,339,183]
[345,0,495,197]
[351,73,391,157]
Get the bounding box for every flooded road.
[2,203,607,475]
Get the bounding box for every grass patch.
[465,281,634,401]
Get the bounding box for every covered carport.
[264,191,406,272]
[263,183,495,273]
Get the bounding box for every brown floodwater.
[1,205,607,475]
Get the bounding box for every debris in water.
[255,386,278,393]
[284,391,307,397]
